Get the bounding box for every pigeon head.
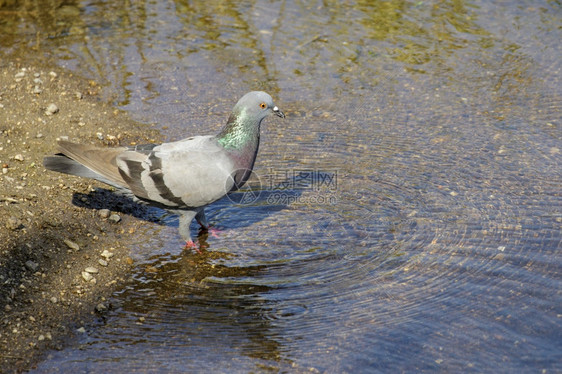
[233,91,285,121]
[218,91,284,150]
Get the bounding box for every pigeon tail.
[43,154,124,189]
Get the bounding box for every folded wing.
[117,136,236,208]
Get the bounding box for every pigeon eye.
[259,102,267,109]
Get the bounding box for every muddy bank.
[0,60,162,372]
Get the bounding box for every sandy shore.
[0,60,162,372]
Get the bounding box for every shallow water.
[2,0,561,372]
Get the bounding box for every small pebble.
[98,209,111,219]
[77,327,86,333]
[32,86,43,94]
[96,132,104,140]
[63,239,80,251]
[5,304,12,312]
[25,260,39,272]
[14,154,24,162]
[38,335,45,341]
[95,303,107,313]
[98,259,108,267]
[101,250,114,259]
[108,214,121,223]
[6,217,22,230]
[81,271,93,282]
[50,297,57,304]
[45,103,59,115]
[85,266,98,274]
[76,92,83,100]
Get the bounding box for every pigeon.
[43,91,284,248]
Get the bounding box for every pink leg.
[184,240,202,254]
[208,226,221,238]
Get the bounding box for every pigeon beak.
[273,106,285,118]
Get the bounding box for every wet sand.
[0,60,162,372]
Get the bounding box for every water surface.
[2,0,560,372]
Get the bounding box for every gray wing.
[117,136,237,209]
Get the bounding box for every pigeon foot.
[184,240,202,254]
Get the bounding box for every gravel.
[84,266,99,274]
[108,214,122,223]
[98,209,111,218]
[63,239,80,251]
[25,260,39,272]
[45,103,59,115]
[0,62,162,372]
